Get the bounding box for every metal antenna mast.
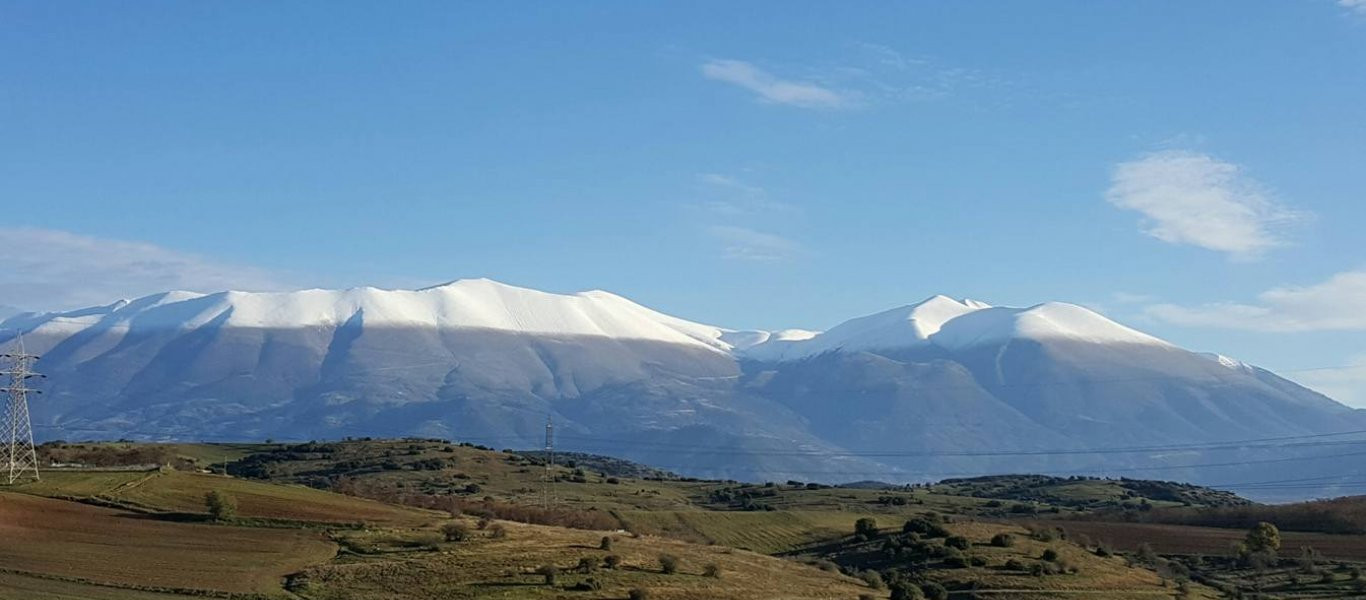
[1,335,43,484]
[542,415,555,508]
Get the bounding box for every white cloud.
[1147,270,1366,332]
[0,227,292,311]
[707,226,803,262]
[700,59,853,109]
[1296,355,1366,409]
[1341,0,1366,15]
[1106,150,1307,259]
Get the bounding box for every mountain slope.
[3,279,1361,499]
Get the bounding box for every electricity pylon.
[542,415,555,508]
[1,335,43,484]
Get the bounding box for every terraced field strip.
[24,470,439,526]
[620,510,880,554]
[0,492,338,594]
[0,571,205,600]
[1046,520,1366,561]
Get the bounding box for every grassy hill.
[11,438,1366,599]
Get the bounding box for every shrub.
[476,516,491,530]
[889,582,924,600]
[442,522,470,542]
[535,564,558,585]
[489,524,507,538]
[1245,522,1281,554]
[968,554,988,567]
[945,535,970,550]
[600,536,613,550]
[943,555,969,568]
[703,563,721,578]
[1004,558,1026,571]
[628,588,650,600]
[903,517,950,538]
[204,490,236,521]
[989,532,1015,547]
[576,556,599,573]
[1030,562,1047,576]
[859,570,884,589]
[855,517,879,540]
[1095,544,1112,557]
[604,555,622,569]
[921,581,949,600]
[659,554,680,574]
[1042,548,1060,562]
[571,577,603,591]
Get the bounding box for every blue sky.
[2,1,1365,403]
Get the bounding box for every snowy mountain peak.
[2,282,1174,362]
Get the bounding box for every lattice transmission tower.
[541,415,555,508]
[1,335,43,484]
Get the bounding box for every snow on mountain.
[7,279,736,354]
[1,278,1359,499]
[737,295,1169,360]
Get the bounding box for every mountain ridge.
[3,278,1361,500]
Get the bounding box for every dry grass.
[0,491,337,595]
[619,509,889,554]
[15,470,439,526]
[296,517,870,600]
[0,571,206,600]
[1043,520,1366,562]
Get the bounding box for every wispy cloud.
[707,225,803,262]
[700,59,854,109]
[1341,0,1366,15]
[1146,270,1366,332]
[1106,150,1307,259]
[695,173,795,216]
[0,227,292,311]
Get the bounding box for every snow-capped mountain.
[3,279,1360,500]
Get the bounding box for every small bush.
[859,569,884,589]
[703,563,721,578]
[604,555,622,569]
[489,524,507,538]
[576,556,599,573]
[921,581,948,600]
[1004,558,1026,571]
[1042,548,1060,562]
[990,533,1015,547]
[628,588,650,600]
[945,535,970,550]
[659,554,679,574]
[535,564,558,585]
[442,522,470,542]
[204,490,236,521]
[476,516,491,530]
[968,554,988,567]
[855,517,879,540]
[600,536,613,550]
[570,577,603,591]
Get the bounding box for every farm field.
[619,509,889,554]
[0,571,208,600]
[13,469,439,526]
[1039,520,1366,562]
[0,492,337,595]
[295,516,871,600]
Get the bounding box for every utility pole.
[542,415,555,508]
[1,335,43,484]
